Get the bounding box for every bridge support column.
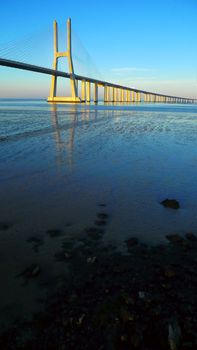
[112,88,115,102]
[137,92,141,102]
[81,80,86,101]
[94,83,98,103]
[104,85,107,102]
[131,91,135,102]
[106,86,110,102]
[128,91,131,103]
[116,88,119,102]
[121,89,125,102]
[86,81,91,102]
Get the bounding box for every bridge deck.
[0,58,195,102]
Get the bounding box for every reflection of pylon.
[48,18,81,103]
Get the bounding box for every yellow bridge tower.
[48,18,81,103]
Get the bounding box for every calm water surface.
[0,99,197,328]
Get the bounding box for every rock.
[31,265,40,277]
[19,264,40,279]
[126,237,138,247]
[76,314,85,325]
[185,233,197,242]
[161,199,180,209]
[138,291,145,299]
[87,256,97,264]
[168,320,182,350]
[166,234,184,244]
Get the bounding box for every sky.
[0,0,197,98]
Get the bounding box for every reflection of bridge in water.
[50,106,121,169]
[0,18,196,104]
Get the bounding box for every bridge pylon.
[48,18,80,103]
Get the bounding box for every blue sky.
[0,0,196,98]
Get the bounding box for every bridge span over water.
[0,18,196,105]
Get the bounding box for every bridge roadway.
[0,57,195,103]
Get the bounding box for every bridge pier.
[136,92,141,102]
[81,80,86,102]
[94,83,98,103]
[121,89,124,102]
[86,81,91,102]
[112,88,115,102]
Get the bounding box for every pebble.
[87,256,97,264]
[138,291,145,299]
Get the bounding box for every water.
[0,99,197,329]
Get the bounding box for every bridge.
[0,18,196,104]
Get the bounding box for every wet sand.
[0,100,197,348]
[0,229,197,349]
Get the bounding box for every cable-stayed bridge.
[0,18,196,104]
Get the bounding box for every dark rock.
[185,233,197,242]
[160,198,180,209]
[166,234,184,244]
[18,264,40,279]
